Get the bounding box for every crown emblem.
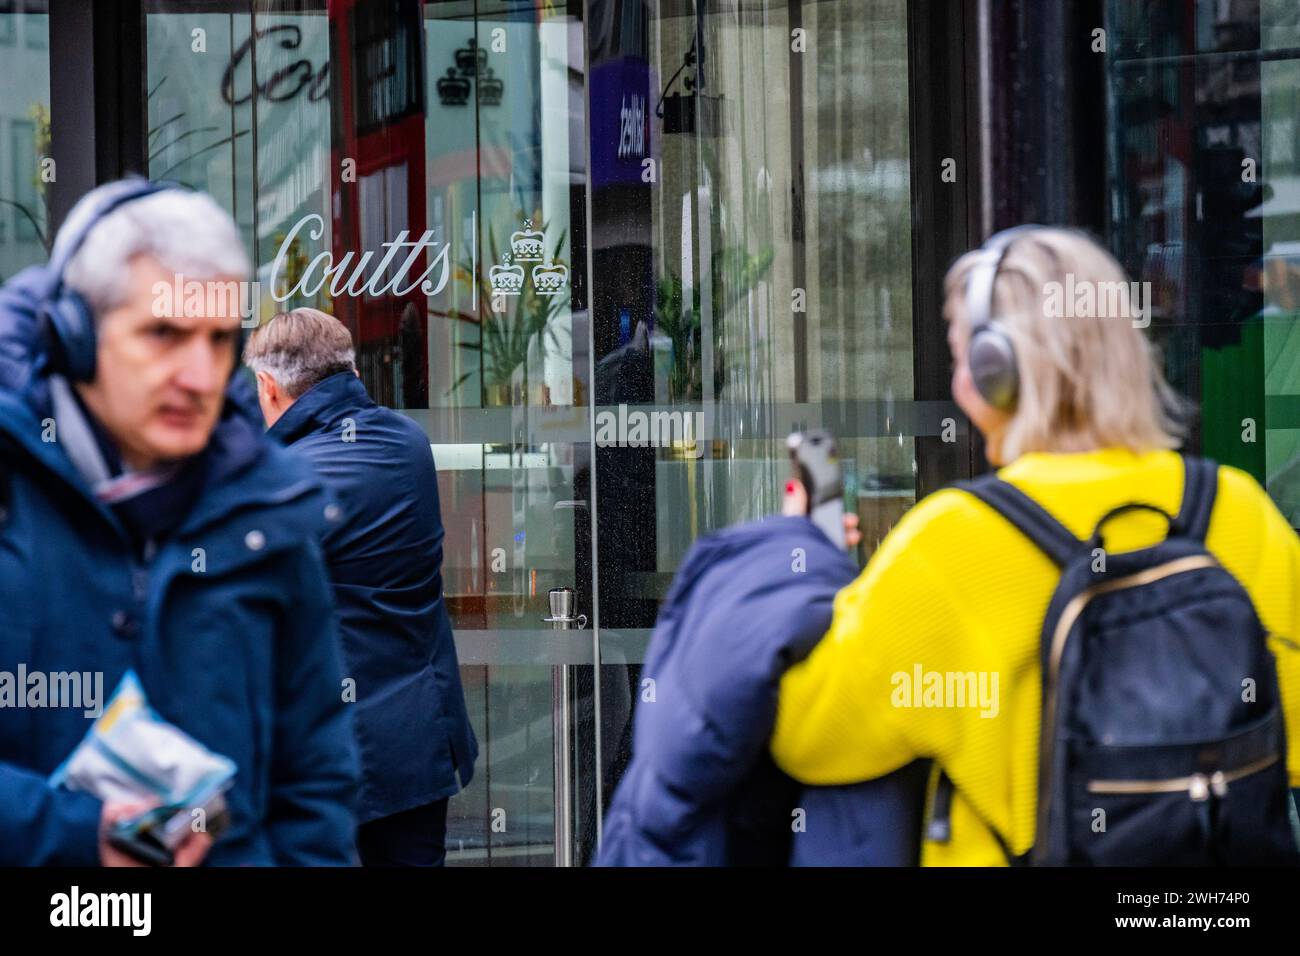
[478,68,504,107]
[510,220,545,261]
[531,261,568,295]
[489,256,525,296]
[454,38,487,77]
[436,68,471,107]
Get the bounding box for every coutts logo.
[269,214,452,303]
[487,218,570,300]
[269,214,568,306]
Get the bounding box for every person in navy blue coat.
[596,514,928,866]
[246,308,477,866]
[0,180,358,866]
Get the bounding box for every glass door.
[418,0,595,867]
[144,0,598,866]
[585,0,934,848]
[142,0,945,865]
[0,2,51,282]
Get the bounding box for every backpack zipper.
[1035,554,1219,862]
[1086,752,1279,799]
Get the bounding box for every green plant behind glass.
[656,245,775,402]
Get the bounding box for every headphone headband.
[47,177,182,286]
[40,177,191,381]
[963,224,1045,330]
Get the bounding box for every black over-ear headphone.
[962,224,1045,412]
[39,177,190,382]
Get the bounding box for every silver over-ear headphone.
[962,224,1044,412]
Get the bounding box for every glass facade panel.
[586,0,919,844]
[34,0,1282,868]
[133,0,927,865]
[0,1,49,281]
[144,0,594,866]
[1105,0,1300,526]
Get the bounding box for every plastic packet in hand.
[50,670,236,837]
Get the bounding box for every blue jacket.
[269,371,477,823]
[596,516,928,866]
[0,266,359,865]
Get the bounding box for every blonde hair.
[243,307,355,398]
[944,228,1187,461]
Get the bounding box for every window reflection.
[0,1,49,281]
[144,0,594,866]
[591,0,916,628]
[140,0,927,866]
[585,0,918,864]
[1106,0,1300,527]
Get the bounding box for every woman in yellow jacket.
[771,227,1300,866]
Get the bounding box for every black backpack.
[928,455,1300,865]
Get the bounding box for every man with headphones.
[0,178,358,865]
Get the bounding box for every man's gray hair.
[243,307,356,399]
[59,186,250,313]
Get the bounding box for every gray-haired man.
[245,308,477,866]
[0,179,357,865]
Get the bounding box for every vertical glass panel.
[420,0,593,866]
[1260,2,1300,524]
[146,6,257,265]
[592,0,916,621]
[0,0,50,281]
[145,0,596,866]
[1105,0,1300,527]
[587,0,916,849]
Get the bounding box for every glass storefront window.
[135,0,934,866]
[8,0,1300,871]
[144,0,595,866]
[0,1,50,282]
[587,0,921,832]
[1260,4,1300,525]
[1106,0,1300,527]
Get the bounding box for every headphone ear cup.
[967,324,1019,411]
[40,289,98,382]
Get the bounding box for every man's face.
[75,255,242,471]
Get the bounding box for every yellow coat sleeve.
[1214,467,1300,786]
[771,495,967,784]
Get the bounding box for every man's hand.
[99,801,213,867]
[782,479,862,547]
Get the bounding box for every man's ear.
[255,369,279,404]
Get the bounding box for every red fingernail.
[785,480,795,495]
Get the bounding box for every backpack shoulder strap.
[1176,455,1219,542]
[954,473,1081,567]
[927,770,1030,866]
